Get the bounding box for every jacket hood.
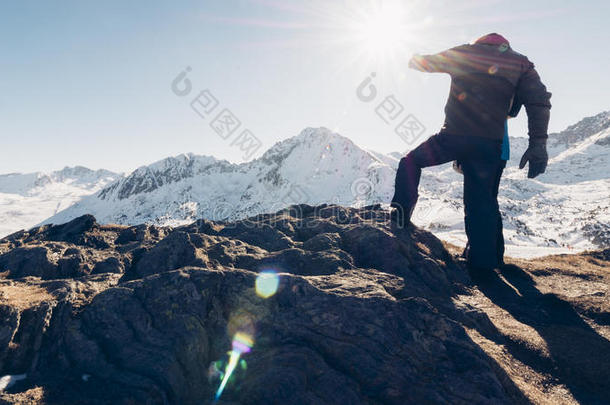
[474,33,510,47]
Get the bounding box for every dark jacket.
[410,38,551,142]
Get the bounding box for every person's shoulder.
[507,48,528,59]
[449,43,473,52]
[506,48,534,67]
[438,43,473,59]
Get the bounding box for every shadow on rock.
[476,264,610,404]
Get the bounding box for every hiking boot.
[390,207,406,228]
[467,264,498,284]
[390,202,414,229]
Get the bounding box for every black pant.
[462,160,506,265]
[493,161,506,263]
[391,133,504,270]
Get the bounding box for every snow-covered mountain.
[0,167,120,238]
[44,128,396,227]
[7,111,610,258]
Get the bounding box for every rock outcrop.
[0,205,608,404]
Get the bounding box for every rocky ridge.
[0,206,608,404]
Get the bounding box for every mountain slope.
[0,167,120,238]
[42,112,610,257]
[44,128,396,227]
[0,111,604,257]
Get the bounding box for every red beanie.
[474,33,510,47]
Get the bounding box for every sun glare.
[351,2,411,58]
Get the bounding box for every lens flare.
[214,332,254,401]
[255,271,280,298]
[232,332,254,354]
[214,351,240,400]
[213,271,278,401]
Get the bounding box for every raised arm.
[409,54,448,73]
[408,46,464,74]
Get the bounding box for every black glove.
[519,139,548,178]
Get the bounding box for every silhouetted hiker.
[391,33,551,275]
[458,97,523,265]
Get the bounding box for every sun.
[362,4,405,53]
[350,1,411,58]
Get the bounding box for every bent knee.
[399,153,417,168]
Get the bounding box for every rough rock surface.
[0,205,608,404]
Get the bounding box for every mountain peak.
[550,110,610,146]
[46,127,396,227]
[294,126,356,146]
[298,126,334,136]
[99,154,224,200]
[262,127,350,155]
[0,166,120,197]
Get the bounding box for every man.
[391,33,551,275]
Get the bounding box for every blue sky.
[1,0,608,173]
